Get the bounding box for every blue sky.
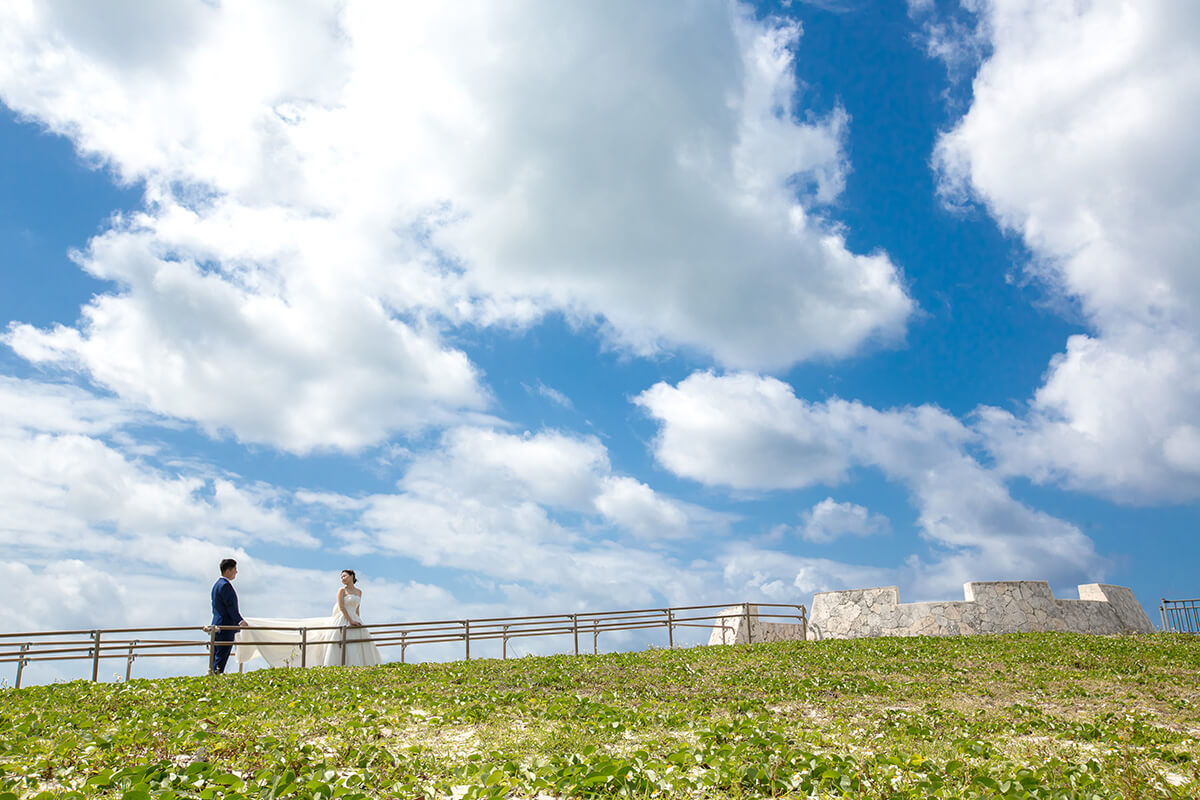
[1,0,1197,678]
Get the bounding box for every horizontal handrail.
[0,625,204,639]
[3,601,806,687]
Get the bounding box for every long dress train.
[236,594,382,668]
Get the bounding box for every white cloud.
[391,426,729,541]
[355,490,710,610]
[635,371,852,490]
[0,2,913,455]
[637,371,1105,595]
[797,497,891,543]
[401,428,610,510]
[0,376,139,434]
[0,432,319,555]
[976,328,1200,501]
[908,0,989,83]
[288,425,747,609]
[4,216,490,454]
[525,381,573,410]
[934,0,1200,502]
[720,545,895,600]
[595,476,699,540]
[0,378,320,571]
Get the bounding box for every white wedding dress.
[236,593,383,668]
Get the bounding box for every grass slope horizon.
[1,633,1198,799]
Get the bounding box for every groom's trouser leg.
[212,630,236,674]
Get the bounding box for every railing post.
[667,608,675,649]
[1161,600,1167,632]
[207,626,216,675]
[91,630,101,682]
[464,620,471,661]
[125,642,136,682]
[299,627,308,668]
[15,643,28,689]
[502,625,509,660]
[572,614,579,656]
[593,620,598,655]
[742,603,752,645]
[400,631,407,663]
[340,624,348,666]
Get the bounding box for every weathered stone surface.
[801,581,1156,641]
[707,604,808,645]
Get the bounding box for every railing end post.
[15,642,29,689]
[207,625,217,676]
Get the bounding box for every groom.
[210,558,248,674]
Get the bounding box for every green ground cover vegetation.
[1,632,1197,799]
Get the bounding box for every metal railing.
[1160,598,1200,633]
[0,602,806,688]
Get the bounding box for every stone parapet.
[805,581,1156,640]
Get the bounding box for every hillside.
[1,633,1197,799]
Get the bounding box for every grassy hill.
[1,633,1197,799]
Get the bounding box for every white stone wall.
[805,581,1156,641]
[707,604,808,646]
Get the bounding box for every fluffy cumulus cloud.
[634,372,853,491]
[638,372,1105,595]
[3,200,490,454]
[300,426,732,608]
[0,380,319,558]
[796,497,891,544]
[719,547,895,602]
[934,0,1200,502]
[0,0,912,455]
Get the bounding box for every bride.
[236,570,383,669]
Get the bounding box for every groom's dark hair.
[219,558,237,574]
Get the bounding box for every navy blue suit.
[210,576,244,673]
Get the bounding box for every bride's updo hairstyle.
[342,569,357,584]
